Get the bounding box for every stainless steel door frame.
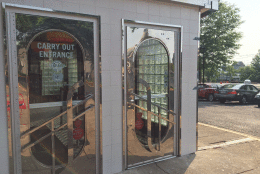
[3,3,101,174]
[122,19,182,169]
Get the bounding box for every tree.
[226,65,236,81]
[15,14,94,52]
[200,1,243,82]
[238,66,254,82]
[5,14,95,77]
[250,49,260,82]
[238,50,260,82]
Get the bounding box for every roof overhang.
[156,0,219,17]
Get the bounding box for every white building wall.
[181,7,199,155]
[0,0,199,173]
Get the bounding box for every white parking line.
[198,138,254,151]
[198,122,260,142]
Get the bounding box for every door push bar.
[67,80,93,166]
[128,78,175,154]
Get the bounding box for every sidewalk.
[119,123,260,174]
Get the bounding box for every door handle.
[67,80,94,165]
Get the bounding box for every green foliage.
[238,50,260,82]
[231,60,238,66]
[238,66,255,82]
[226,65,236,79]
[15,14,94,52]
[250,50,260,82]
[200,1,243,82]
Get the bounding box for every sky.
[226,0,260,65]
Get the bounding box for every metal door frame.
[3,3,101,174]
[122,19,182,169]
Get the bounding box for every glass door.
[123,21,181,168]
[5,4,100,174]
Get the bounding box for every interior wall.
[0,0,199,173]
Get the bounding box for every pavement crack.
[209,140,226,144]
[235,168,256,174]
[155,162,170,174]
[198,138,254,151]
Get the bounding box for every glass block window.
[41,51,78,96]
[41,59,63,95]
[68,57,78,87]
[136,39,169,126]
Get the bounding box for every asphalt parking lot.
[198,100,260,137]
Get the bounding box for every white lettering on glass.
[37,42,74,58]
[62,44,66,50]
[37,43,42,49]
[47,43,51,49]
[39,51,43,57]
[44,51,48,57]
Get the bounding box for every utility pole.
[199,45,205,84]
[203,54,205,84]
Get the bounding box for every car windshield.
[198,84,210,88]
[211,84,222,88]
[232,84,244,89]
[221,84,236,89]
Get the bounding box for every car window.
[251,86,258,92]
[198,84,209,88]
[223,84,236,89]
[239,85,246,90]
[211,84,219,88]
[246,85,253,91]
[232,84,243,89]
[216,85,222,89]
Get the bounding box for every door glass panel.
[13,13,96,174]
[125,26,178,166]
[135,39,169,146]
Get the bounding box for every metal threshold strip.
[127,155,176,170]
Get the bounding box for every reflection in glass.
[125,26,177,167]
[13,13,96,173]
[135,39,169,148]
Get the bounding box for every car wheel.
[240,95,247,104]
[220,99,226,103]
[258,103,260,108]
[208,94,214,102]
